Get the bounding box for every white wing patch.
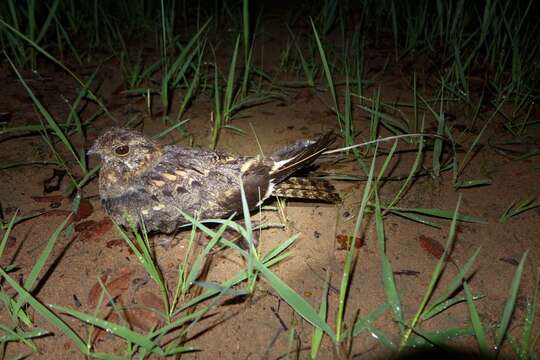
[270,158,293,173]
[256,180,277,207]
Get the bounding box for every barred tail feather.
[273,177,340,203]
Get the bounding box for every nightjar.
[88,127,340,234]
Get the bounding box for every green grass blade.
[14,215,71,319]
[496,251,528,350]
[390,206,485,224]
[310,18,339,116]
[464,282,490,357]
[51,304,161,355]
[4,53,85,172]
[426,247,481,316]
[254,260,336,342]
[0,210,19,257]
[0,268,87,353]
[400,195,462,349]
[184,219,232,291]
[407,327,475,348]
[310,271,329,359]
[388,209,441,228]
[350,303,390,337]
[520,267,539,359]
[422,294,484,321]
[262,233,300,263]
[375,195,404,333]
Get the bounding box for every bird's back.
[132,146,258,232]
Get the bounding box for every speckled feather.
[89,127,339,233]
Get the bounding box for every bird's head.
[88,127,161,174]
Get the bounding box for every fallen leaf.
[87,268,133,307]
[87,274,109,306]
[336,234,363,250]
[75,218,113,242]
[74,199,94,221]
[418,235,449,260]
[105,270,133,300]
[124,308,162,331]
[139,291,164,311]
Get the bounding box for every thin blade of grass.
[496,251,528,350]
[464,281,490,357]
[14,215,71,320]
[400,195,462,349]
[51,304,162,355]
[425,247,482,317]
[254,260,336,342]
[0,210,19,257]
[0,268,87,353]
[407,327,475,348]
[310,271,330,359]
[4,53,85,172]
[375,194,404,332]
[389,206,485,224]
[520,267,539,359]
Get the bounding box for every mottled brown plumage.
[88,127,339,233]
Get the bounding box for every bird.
[88,127,340,235]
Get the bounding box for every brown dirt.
[1,47,539,360]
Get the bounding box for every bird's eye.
[114,145,130,156]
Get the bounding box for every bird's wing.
[269,131,336,183]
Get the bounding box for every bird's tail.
[269,131,336,183]
[272,177,340,203]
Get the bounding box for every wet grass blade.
[464,281,490,357]
[454,179,492,189]
[0,211,19,257]
[424,247,481,318]
[407,327,475,348]
[389,206,485,224]
[0,20,114,120]
[184,219,232,295]
[496,251,528,351]
[335,144,378,342]
[13,215,71,320]
[310,271,329,359]
[499,197,539,224]
[4,53,86,173]
[375,194,404,333]
[0,325,50,350]
[0,268,87,354]
[388,210,442,228]
[254,260,336,342]
[400,195,462,349]
[51,304,162,355]
[262,233,300,263]
[310,18,339,115]
[519,267,539,359]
